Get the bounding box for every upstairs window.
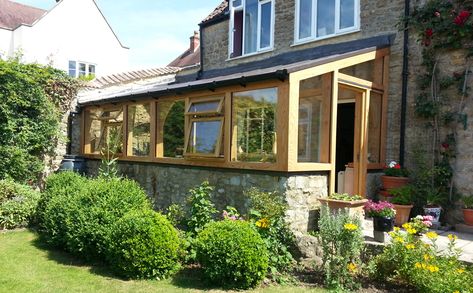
[295,0,359,43]
[230,0,274,58]
[68,61,96,78]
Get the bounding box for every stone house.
[73,0,473,232]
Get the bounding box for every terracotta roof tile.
[0,0,46,29]
[89,67,180,88]
[201,0,228,24]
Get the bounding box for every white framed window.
[68,61,97,78]
[295,0,360,43]
[229,0,275,58]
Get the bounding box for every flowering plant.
[402,215,434,235]
[383,161,409,177]
[364,200,396,218]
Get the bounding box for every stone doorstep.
[456,223,473,234]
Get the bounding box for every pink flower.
[434,11,441,17]
[423,220,433,227]
[425,28,434,38]
[454,10,471,26]
[423,215,434,221]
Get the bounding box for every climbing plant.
[406,0,473,207]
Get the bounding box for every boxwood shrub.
[108,209,181,279]
[196,220,269,289]
[0,180,40,229]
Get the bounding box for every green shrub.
[107,210,181,279]
[196,220,269,289]
[0,180,40,229]
[186,181,217,235]
[318,206,364,291]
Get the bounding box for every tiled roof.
[0,0,46,30]
[168,47,201,68]
[201,0,228,24]
[89,67,181,88]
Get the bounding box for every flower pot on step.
[393,204,413,226]
[373,216,395,232]
[381,176,409,191]
[318,198,368,218]
[463,209,473,226]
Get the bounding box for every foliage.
[0,58,80,183]
[390,185,414,205]
[317,206,364,291]
[165,203,186,228]
[163,101,185,157]
[107,209,181,279]
[383,161,409,177]
[98,125,122,179]
[372,226,472,293]
[185,181,218,236]
[245,188,295,281]
[196,220,269,289]
[462,195,473,209]
[403,215,434,235]
[364,200,396,218]
[0,180,40,229]
[328,193,363,201]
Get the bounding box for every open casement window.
[295,0,359,42]
[184,97,225,157]
[232,88,278,163]
[85,107,124,155]
[230,0,274,58]
[127,103,151,157]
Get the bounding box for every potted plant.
[461,196,473,226]
[403,215,433,236]
[318,193,368,218]
[364,200,396,242]
[381,161,409,191]
[389,185,414,226]
[423,191,444,224]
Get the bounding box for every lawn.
[0,230,325,293]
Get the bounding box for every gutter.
[399,0,410,166]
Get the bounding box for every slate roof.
[0,0,46,30]
[201,0,228,25]
[89,67,181,88]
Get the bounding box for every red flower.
[454,10,471,26]
[442,143,450,149]
[425,28,434,37]
[394,164,401,169]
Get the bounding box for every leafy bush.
[0,180,40,229]
[107,209,181,279]
[318,206,364,290]
[373,226,473,292]
[196,220,269,289]
[186,181,217,235]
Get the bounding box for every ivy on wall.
[407,0,472,207]
[0,57,80,183]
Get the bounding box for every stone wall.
[85,159,328,232]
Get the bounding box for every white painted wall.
[0,28,12,59]
[2,0,129,76]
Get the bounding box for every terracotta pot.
[393,204,413,226]
[463,209,473,226]
[378,189,394,202]
[381,176,409,191]
[373,216,394,232]
[423,206,442,223]
[318,198,368,218]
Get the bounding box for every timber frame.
[81,47,390,195]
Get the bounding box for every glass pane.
[368,92,383,164]
[232,0,242,7]
[86,108,123,154]
[339,60,375,82]
[188,100,220,113]
[128,104,151,157]
[159,100,185,158]
[299,0,313,39]
[340,0,355,29]
[233,88,278,163]
[244,0,258,54]
[298,74,332,163]
[187,120,222,155]
[260,2,272,48]
[317,0,335,37]
[68,61,76,77]
[88,65,96,75]
[79,63,86,76]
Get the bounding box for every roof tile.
[0,0,46,29]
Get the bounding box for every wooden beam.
[329,71,339,196]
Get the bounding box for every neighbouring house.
[168,31,201,70]
[0,0,129,77]
[72,0,473,235]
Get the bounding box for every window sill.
[291,29,361,48]
[226,48,274,62]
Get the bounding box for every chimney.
[189,31,200,52]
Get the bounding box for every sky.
[14,0,223,69]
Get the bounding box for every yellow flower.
[423,254,431,261]
[347,263,357,273]
[344,223,358,231]
[426,231,438,240]
[393,227,400,232]
[255,218,270,228]
[405,244,415,250]
[402,223,412,230]
[427,265,439,273]
[453,291,460,293]
[457,268,465,274]
[415,262,422,269]
[448,234,458,241]
[394,237,405,243]
[406,228,417,235]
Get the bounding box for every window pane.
[232,0,242,7]
[299,0,313,39]
[260,2,272,48]
[88,64,96,75]
[128,104,151,157]
[188,100,220,113]
[244,0,258,54]
[339,60,375,82]
[79,63,86,76]
[187,120,222,155]
[86,108,123,154]
[68,61,76,77]
[159,100,185,158]
[317,0,335,37]
[298,74,332,163]
[340,0,355,29]
[368,92,383,164]
[233,88,278,163]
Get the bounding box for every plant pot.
[373,216,395,232]
[463,209,473,226]
[318,198,368,218]
[381,176,409,191]
[393,204,413,226]
[378,189,394,202]
[423,206,442,223]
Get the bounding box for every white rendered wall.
[0,28,12,58]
